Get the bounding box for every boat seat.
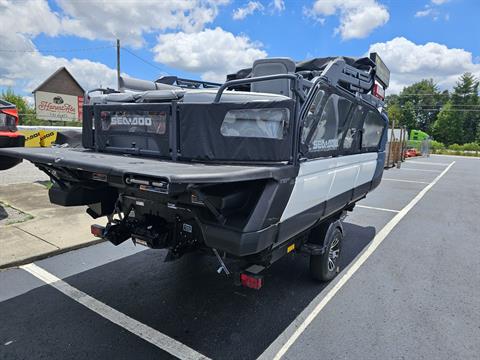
[251,58,296,97]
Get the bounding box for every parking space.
[1,283,176,360]
[358,179,427,211]
[1,155,479,360]
[383,168,441,183]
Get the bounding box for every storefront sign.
[35,91,83,122]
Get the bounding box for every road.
[1,155,479,360]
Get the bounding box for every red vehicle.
[0,99,25,170]
[404,148,418,158]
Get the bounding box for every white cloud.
[415,8,433,17]
[414,0,450,21]
[414,5,440,20]
[272,0,285,12]
[152,27,267,82]
[0,0,228,92]
[0,33,119,92]
[233,1,264,20]
[0,0,227,48]
[23,96,35,107]
[308,0,389,40]
[0,0,62,37]
[368,37,480,93]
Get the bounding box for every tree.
[1,88,29,115]
[396,79,445,133]
[0,88,39,125]
[400,101,417,130]
[432,102,464,145]
[386,102,401,127]
[451,73,479,144]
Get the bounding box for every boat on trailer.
[0,53,390,288]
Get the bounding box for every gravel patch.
[0,203,33,226]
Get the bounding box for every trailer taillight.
[240,273,263,290]
[372,83,385,100]
[91,224,105,238]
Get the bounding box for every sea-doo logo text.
[110,116,152,126]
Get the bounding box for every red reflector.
[372,83,385,100]
[240,273,263,290]
[90,224,105,238]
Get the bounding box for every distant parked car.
[0,99,25,170]
[404,148,418,158]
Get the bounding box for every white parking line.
[382,178,430,185]
[356,205,399,213]
[258,161,455,360]
[406,160,450,166]
[399,168,442,173]
[21,263,210,360]
[432,154,479,160]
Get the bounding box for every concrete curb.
[0,183,108,270]
[0,238,105,270]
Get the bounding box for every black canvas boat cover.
[227,56,375,81]
[178,99,295,162]
[296,56,375,73]
[0,147,294,183]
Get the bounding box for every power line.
[401,105,480,108]
[391,93,479,97]
[400,105,480,108]
[0,45,116,53]
[121,46,164,72]
[391,93,449,96]
[408,109,480,112]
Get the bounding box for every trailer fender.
[305,216,344,253]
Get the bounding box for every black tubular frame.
[213,74,302,103]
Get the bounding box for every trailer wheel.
[310,227,342,282]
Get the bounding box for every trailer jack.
[213,248,230,275]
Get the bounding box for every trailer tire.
[310,227,342,282]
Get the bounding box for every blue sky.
[0,0,478,100]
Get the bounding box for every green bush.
[462,142,480,152]
[433,148,480,157]
[430,140,445,150]
[448,143,463,151]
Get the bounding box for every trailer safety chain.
[212,248,230,275]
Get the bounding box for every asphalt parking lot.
[1,154,479,360]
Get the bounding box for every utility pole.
[116,39,121,90]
